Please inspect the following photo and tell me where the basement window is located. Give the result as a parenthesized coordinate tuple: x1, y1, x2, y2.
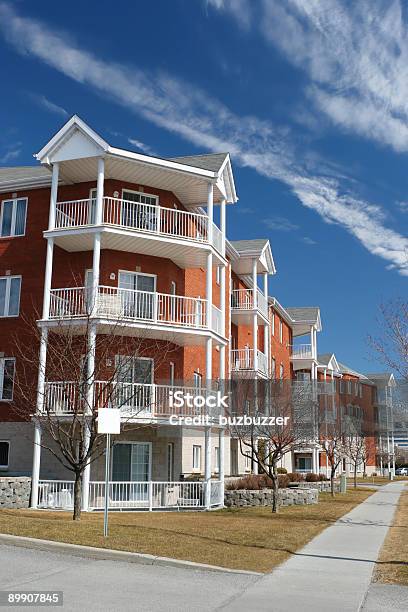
(0, 441, 9, 469)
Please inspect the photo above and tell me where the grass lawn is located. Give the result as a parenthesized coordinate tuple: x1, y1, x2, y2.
(0, 489, 373, 573)
(347, 476, 408, 486)
(374, 487, 408, 585)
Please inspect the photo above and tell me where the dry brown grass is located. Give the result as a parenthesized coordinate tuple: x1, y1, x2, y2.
(347, 476, 408, 486)
(0, 489, 373, 573)
(374, 487, 408, 585)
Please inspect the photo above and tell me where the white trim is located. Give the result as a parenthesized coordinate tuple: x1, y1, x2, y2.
(0, 275, 22, 318)
(118, 269, 157, 293)
(121, 187, 159, 205)
(0, 197, 28, 238)
(192, 444, 202, 472)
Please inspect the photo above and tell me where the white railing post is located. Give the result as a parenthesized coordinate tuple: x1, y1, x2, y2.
(206, 251, 213, 330)
(31, 325, 49, 508)
(157, 206, 161, 235)
(30, 422, 42, 509)
(149, 481, 153, 511)
(220, 264, 226, 337)
(252, 259, 258, 373)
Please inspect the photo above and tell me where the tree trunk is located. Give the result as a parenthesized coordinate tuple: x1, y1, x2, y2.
(330, 466, 336, 497)
(353, 464, 357, 489)
(271, 466, 279, 513)
(73, 472, 82, 521)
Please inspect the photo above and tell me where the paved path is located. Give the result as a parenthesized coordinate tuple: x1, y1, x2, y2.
(222, 481, 406, 611)
(362, 583, 408, 611)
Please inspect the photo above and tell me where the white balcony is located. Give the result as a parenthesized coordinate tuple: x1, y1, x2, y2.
(230, 288, 268, 323)
(47, 197, 225, 268)
(231, 348, 268, 378)
(38, 479, 223, 510)
(290, 344, 314, 359)
(43, 381, 221, 420)
(47, 285, 225, 343)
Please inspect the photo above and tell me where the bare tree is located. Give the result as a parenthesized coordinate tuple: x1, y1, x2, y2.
(368, 299, 408, 381)
(11, 309, 176, 520)
(230, 379, 317, 513)
(343, 426, 366, 488)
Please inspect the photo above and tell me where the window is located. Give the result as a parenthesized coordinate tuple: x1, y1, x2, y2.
(192, 445, 201, 471)
(0, 358, 15, 401)
(0, 276, 21, 317)
(1, 198, 27, 237)
(169, 362, 175, 386)
(167, 443, 174, 481)
(214, 446, 219, 473)
(347, 380, 352, 394)
(279, 364, 284, 380)
(271, 357, 276, 379)
(244, 452, 251, 471)
(339, 380, 345, 394)
(279, 319, 283, 343)
(0, 441, 9, 469)
(296, 456, 312, 472)
(271, 312, 275, 336)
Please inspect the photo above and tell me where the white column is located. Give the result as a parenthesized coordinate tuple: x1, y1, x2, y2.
(219, 345, 225, 382)
(82, 323, 96, 511)
(220, 197, 226, 255)
(95, 157, 104, 225)
(207, 182, 214, 245)
(42, 239, 54, 320)
(263, 272, 268, 299)
(48, 162, 59, 230)
(204, 427, 212, 509)
(220, 264, 226, 337)
(206, 250, 213, 379)
(31, 325, 49, 508)
(218, 428, 225, 506)
(252, 259, 258, 373)
(253, 438, 259, 474)
(91, 234, 101, 313)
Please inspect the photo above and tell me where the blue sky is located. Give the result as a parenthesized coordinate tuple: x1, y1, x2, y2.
(0, 0, 407, 373)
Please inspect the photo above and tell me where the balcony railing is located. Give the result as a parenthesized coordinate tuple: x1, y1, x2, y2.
(49, 285, 219, 331)
(37, 479, 223, 510)
(43, 381, 220, 417)
(290, 344, 314, 359)
(231, 348, 268, 377)
(54, 197, 224, 255)
(230, 288, 268, 318)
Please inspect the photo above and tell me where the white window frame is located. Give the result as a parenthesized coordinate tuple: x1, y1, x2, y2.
(216, 266, 221, 285)
(0, 440, 10, 469)
(0, 197, 28, 238)
(192, 445, 201, 472)
(279, 363, 284, 380)
(121, 188, 159, 207)
(347, 380, 352, 394)
(0, 358, 15, 401)
(0, 275, 22, 318)
(111, 440, 152, 481)
(193, 371, 202, 389)
(271, 357, 276, 380)
(169, 362, 175, 387)
(214, 446, 219, 473)
(244, 451, 251, 472)
(271, 312, 275, 336)
(279, 319, 283, 344)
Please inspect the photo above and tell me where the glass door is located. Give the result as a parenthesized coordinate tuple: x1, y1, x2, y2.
(119, 272, 156, 320)
(116, 356, 153, 413)
(112, 442, 151, 502)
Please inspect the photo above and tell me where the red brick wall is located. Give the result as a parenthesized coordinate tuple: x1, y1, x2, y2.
(269, 307, 292, 379)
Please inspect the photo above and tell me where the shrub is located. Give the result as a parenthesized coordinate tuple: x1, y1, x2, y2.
(305, 473, 320, 482)
(278, 474, 290, 488)
(277, 467, 287, 474)
(287, 472, 304, 482)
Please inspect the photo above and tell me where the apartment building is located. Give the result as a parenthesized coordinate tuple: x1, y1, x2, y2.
(0, 116, 394, 512)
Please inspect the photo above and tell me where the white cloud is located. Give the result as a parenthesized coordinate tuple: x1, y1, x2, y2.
(303, 237, 317, 245)
(396, 201, 408, 213)
(205, 0, 252, 30)
(0, 2, 406, 275)
(128, 138, 156, 156)
(263, 216, 299, 232)
(30, 93, 68, 117)
(0, 143, 21, 163)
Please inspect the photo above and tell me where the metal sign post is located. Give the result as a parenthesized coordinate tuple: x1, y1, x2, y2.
(104, 433, 111, 537)
(97, 408, 121, 538)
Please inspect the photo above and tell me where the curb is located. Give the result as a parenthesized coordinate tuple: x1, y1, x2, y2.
(0, 533, 262, 576)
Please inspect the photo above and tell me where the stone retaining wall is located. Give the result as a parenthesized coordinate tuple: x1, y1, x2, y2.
(224, 487, 318, 508)
(0, 477, 31, 509)
(298, 481, 340, 493)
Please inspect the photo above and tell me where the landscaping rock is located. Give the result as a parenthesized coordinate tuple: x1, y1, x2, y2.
(224, 487, 318, 508)
(0, 477, 32, 509)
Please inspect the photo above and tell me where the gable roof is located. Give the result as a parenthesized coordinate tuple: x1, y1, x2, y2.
(338, 361, 373, 382)
(230, 239, 270, 252)
(317, 353, 334, 367)
(286, 307, 320, 323)
(167, 153, 229, 173)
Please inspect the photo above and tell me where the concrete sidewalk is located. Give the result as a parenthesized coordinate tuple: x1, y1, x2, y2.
(221, 482, 406, 612)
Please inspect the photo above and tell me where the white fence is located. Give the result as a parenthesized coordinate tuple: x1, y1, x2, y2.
(231, 288, 268, 318)
(37, 480, 223, 510)
(54, 197, 224, 255)
(231, 348, 268, 377)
